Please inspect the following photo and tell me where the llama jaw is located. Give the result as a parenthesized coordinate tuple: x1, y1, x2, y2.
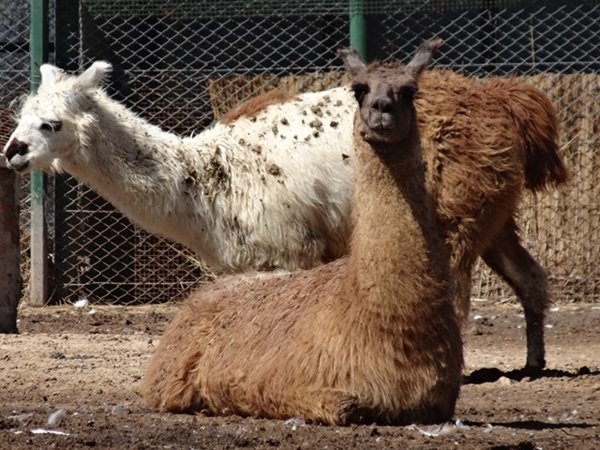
(7, 158, 30, 173)
(362, 119, 405, 145)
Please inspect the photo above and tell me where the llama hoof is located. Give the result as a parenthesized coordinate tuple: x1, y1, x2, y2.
(524, 360, 545, 377)
(525, 350, 546, 375)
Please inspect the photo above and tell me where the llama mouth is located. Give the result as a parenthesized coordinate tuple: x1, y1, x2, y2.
(365, 127, 394, 142)
(7, 159, 30, 173)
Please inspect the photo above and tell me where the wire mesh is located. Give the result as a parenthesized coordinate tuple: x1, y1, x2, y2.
(11, 0, 600, 305)
(0, 0, 33, 304)
(48, 0, 350, 305)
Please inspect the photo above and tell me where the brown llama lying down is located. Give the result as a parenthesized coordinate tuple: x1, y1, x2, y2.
(143, 39, 464, 425)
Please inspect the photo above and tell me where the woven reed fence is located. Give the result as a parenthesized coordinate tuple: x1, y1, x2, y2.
(208, 71, 599, 304)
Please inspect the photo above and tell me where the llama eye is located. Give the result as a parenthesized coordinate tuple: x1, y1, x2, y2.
(40, 120, 63, 132)
(402, 86, 418, 101)
(351, 83, 369, 103)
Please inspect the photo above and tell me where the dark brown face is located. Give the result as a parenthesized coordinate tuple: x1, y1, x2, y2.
(351, 68, 418, 145)
(338, 39, 442, 146)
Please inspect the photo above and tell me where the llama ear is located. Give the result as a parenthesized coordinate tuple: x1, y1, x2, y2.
(406, 38, 443, 77)
(40, 64, 67, 87)
(338, 48, 366, 78)
(76, 61, 112, 89)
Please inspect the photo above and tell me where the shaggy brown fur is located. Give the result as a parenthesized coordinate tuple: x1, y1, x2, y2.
(143, 40, 463, 426)
(413, 70, 568, 370)
(220, 88, 297, 124)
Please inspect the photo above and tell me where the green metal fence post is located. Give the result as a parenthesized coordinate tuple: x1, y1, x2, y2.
(29, 0, 49, 306)
(349, 0, 367, 61)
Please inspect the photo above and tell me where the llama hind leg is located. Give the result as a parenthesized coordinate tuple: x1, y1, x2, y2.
(143, 304, 210, 412)
(143, 342, 206, 413)
(482, 220, 550, 372)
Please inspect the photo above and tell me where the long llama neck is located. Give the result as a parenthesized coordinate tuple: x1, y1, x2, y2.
(347, 126, 451, 312)
(60, 90, 185, 218)
(61, 91, 181, 207)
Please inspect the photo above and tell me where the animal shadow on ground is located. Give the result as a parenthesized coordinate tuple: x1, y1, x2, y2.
(463, 366, 598, 384)
(462, 366, 598, 434)
(462, 418, 596, 432)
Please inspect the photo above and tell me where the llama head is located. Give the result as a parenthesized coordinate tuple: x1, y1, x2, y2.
(3, 61, 112, 173)
(339, 39, 442, 146)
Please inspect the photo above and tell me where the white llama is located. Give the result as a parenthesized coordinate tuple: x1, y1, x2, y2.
(4, 62, 354, 271)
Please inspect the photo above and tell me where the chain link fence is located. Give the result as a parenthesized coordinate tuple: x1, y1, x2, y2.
(8, 0, 600, 305)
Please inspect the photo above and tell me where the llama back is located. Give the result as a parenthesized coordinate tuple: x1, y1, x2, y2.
(416, 70, 526, 259)
(487, 77, 570, 192)
(203, 87, 356, 270)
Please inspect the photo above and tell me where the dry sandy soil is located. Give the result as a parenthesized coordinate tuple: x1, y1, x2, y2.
(1, 299, 599, 449)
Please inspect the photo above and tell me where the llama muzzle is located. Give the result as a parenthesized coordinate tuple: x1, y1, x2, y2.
(3, 139, 30, 172)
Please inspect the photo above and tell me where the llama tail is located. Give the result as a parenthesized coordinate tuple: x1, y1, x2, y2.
(498, 80, 570, 192)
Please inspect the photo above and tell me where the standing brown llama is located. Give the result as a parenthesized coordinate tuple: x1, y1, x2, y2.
(142, 39, 463, 425)
(412, 69, 568, 373)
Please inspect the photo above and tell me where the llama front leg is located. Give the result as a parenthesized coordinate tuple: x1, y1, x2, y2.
(482, 221, 550, 372)
(273, 388, 366, 425)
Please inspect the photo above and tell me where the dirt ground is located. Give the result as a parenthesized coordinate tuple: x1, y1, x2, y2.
(1, 299, 599, 450)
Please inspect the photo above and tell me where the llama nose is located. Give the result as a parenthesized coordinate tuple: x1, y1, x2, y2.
(4, 139, 29, 161)
(371, 98, 393, 113)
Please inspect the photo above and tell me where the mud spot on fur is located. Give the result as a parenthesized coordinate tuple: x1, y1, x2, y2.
(252, 145, 262, 154)
(272, 123, 278, 135)
(184, 168, 198, 183)
(204, 146, 229, 195)
(280, 117, 289, 125)
(309, 119, 323, 132)
(311, 104, 324, 117)
(342, 153, 350, 160)
(208, 159, 227, 185)
(268, 164, 282, 176)
(183, 169, 199, 195)
(335, 100, 343, 107)
(330, 121, 339, 128)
